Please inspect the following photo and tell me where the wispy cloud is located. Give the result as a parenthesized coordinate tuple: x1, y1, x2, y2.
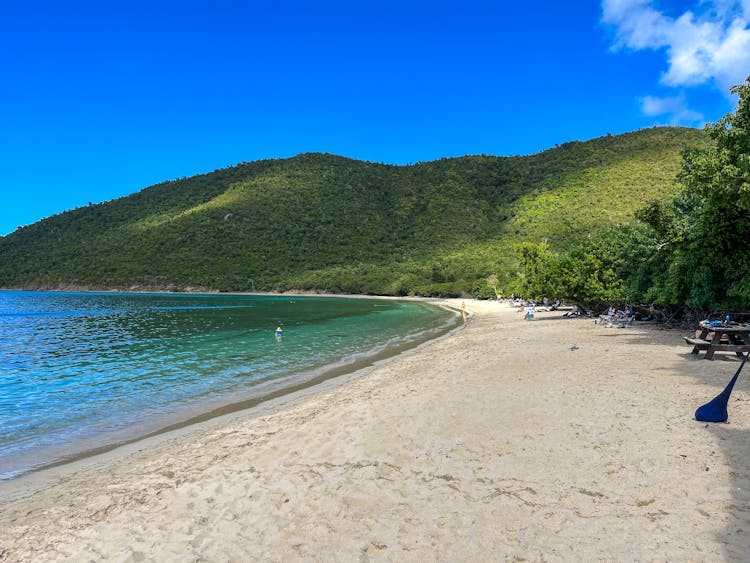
(640, 94, 705, 125)
(601, 0, 750, 123)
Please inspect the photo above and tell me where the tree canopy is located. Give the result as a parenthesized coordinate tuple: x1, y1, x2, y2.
(516, 78, 750, 314)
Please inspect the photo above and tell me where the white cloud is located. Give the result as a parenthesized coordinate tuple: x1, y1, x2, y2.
(602, 0, 672, 49)
(640, 94, 705, 124)
(601, 0, 750, 91)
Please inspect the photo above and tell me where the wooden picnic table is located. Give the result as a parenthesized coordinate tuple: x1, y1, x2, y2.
(685, 322, 750, 359)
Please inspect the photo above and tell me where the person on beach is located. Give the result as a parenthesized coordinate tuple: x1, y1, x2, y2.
(563, 305, 581, 317)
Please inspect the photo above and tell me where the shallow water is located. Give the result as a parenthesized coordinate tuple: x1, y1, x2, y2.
(0, 291, 456, 480)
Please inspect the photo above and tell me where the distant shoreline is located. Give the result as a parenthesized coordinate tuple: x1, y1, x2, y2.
(0, 285, 426, 300)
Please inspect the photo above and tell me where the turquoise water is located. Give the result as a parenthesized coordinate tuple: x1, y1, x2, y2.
(0, 291, 457, 480)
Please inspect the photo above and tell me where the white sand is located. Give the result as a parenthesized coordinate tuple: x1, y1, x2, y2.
(2, 300, 750, 561)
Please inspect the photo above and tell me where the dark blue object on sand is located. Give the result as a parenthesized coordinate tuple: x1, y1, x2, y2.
(695, 355, 748, 423)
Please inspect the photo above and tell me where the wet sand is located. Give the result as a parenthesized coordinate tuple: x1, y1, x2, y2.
(1, 300, 750, 561)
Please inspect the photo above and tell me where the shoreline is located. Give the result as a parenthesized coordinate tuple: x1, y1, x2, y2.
(0, 293, 463, 485)
(2, 301, 750, 560)
(0, 311, 468, 504)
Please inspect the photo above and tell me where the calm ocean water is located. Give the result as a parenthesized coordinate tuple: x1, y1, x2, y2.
(0, 291, 457, 480)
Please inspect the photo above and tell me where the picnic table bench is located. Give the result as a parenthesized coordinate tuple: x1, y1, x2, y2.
(685, 322, 750, 359)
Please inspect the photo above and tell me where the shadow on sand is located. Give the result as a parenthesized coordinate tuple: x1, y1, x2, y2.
(546, 312, 750, 558)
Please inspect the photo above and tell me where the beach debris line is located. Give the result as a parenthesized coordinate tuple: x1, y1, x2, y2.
(695, 354, 748, 423)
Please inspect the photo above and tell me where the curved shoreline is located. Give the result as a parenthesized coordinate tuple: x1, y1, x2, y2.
(0, 297, 464, 495)
(2, 300, 749, 560)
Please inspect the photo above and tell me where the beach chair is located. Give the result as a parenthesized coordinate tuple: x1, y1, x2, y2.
(597, 307, 617, 326)
(617, 316, 634, 329)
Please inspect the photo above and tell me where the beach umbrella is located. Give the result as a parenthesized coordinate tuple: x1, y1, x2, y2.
(695, 354, 748, 423)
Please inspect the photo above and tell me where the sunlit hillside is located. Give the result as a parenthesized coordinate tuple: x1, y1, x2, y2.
(0, 126, 708, 296)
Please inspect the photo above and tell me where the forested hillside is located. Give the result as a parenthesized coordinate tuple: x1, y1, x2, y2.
(0, 126, 707, 296)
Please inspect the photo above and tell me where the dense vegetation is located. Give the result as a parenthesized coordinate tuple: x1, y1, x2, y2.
(0, 126, 708, 300)
(517, 78, 750, 315)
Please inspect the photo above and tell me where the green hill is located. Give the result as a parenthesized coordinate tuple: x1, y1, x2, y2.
(0, 126, 708, 296)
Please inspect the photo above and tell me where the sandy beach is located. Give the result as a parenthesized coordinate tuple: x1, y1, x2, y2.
(1, 300, 749, 561)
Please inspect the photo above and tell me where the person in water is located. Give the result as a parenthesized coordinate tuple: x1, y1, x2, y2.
(275, 326, 283, 336)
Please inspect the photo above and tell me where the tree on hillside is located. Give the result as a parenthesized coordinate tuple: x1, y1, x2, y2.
(511, 232, 638, 309)
(640, 76, 750, 308)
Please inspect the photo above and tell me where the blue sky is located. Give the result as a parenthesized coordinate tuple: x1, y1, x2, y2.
(1, 0, 749, 235)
